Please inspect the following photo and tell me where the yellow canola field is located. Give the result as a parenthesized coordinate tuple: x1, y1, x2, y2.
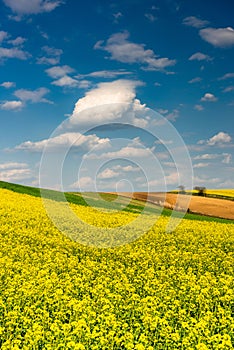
(0, 188, 234, 350)
(205, 189, 234, 198)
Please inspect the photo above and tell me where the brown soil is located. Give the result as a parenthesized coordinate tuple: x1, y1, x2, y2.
(113, 192, 234, 220)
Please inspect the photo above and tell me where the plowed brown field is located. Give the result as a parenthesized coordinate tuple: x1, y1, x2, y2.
(113, 192, 234, 220)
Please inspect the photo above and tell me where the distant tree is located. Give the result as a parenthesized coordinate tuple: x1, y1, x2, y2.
(194, 186, 206, 196)
(178, 185, 186, 194)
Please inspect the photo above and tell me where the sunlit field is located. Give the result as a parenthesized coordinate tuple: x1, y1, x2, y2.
(0, 188, 233, 349)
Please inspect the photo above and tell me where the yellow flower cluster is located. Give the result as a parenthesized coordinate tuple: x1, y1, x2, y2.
(0, 189, 233, 349)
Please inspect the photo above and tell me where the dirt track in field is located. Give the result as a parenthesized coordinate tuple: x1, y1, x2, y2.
(112, 192, 234, 220)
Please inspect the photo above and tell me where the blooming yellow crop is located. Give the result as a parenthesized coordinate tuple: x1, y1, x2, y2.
(205, 189, 234, 198)
(0, 188, 233, 349)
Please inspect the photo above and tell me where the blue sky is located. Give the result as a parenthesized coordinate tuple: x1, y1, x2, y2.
(0, 0, 233, 191)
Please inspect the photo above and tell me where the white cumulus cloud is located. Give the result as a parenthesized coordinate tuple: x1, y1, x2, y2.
(14, 87, 52, 104)
(97, 168, 120, 179)
(46, 65, 74, 78)
(199, 27, 234, 48)
(3, 0, 64, 15)
(94, 31, 176, 72)
(0, 100, 23, 110)
(13, 132, 110, 152)
(0, 47, 30, 60)
(51, 75, 79, 87)
(85, 145, 154, 160)
(8, 36, 26, 46)
(70, 176, 93, 190)
(207, 132, 232, 146)
(201, 93, 218, 102)
(68, 79, 148, 128)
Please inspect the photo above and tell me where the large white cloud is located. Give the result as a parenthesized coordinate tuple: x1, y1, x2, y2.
(94, 31, 176, 71)
(200, 27, 234, 48)
(68, 79, 149, 128)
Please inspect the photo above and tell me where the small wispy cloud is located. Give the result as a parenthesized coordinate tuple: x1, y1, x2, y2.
(145, 13, 157, 22)
(219, 72, 234, 80)
(183, 16, 209, 28)
(37, 45, 63, 65)
(75, 69, 132, 79)
(189, 52, 212, 61)
(0, 81, 15, 88)
(194, 104, 204, 111)
(188, 77, 202, 84)
(222, 86, 234, 93)
(193, 162, 210, 168)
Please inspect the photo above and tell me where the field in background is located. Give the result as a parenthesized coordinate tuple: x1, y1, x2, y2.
(114, 191, 234, 220)
(171, 189, 234, 201)
(0, 186, 233, 349)
(205, 189, 234, 198)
